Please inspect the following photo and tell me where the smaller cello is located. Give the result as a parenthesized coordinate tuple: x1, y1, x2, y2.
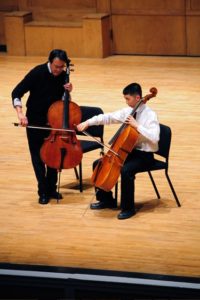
(91, 87, 158, 191)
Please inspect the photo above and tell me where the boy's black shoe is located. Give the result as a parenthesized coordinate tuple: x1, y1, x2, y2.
(117, 209, 135, 220)
(38, 194, 49, 205)
(90, 200, 117, 209)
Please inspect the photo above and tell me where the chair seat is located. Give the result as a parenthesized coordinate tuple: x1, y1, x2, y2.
(135, 159, 167, 174)
(80, 140, 102, 153)
(149, 159, 167, 171)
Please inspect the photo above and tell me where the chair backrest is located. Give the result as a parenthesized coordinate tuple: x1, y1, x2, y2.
(78, 106, 104, 139)
(156, 124, 172, 160)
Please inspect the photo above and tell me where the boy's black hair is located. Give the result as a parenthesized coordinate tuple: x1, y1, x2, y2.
(123, 83, 142, 97)
(48, 49, 70, 66)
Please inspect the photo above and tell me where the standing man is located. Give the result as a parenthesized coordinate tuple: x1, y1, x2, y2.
(77, 83, 160, 219)
(12, 49, 72, 204)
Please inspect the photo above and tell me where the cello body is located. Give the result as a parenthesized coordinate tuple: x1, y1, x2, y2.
(40, 100, 82, 170)
(91, 125, 139, 191)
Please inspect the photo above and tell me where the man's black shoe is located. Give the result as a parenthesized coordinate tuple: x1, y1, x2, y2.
(38, 194, 49, 205)
(48, 191, 63, 200)
(90, 201, 117, 210)
(117, 209, 135, 220)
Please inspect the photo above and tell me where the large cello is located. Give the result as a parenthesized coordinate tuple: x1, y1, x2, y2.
(91, 87, 157, 191)
(40, 61, 83, 170)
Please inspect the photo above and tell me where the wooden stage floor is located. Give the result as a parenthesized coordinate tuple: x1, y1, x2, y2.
(0, 54, 200, 293)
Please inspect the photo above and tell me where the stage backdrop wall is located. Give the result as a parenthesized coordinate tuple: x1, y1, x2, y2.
(0, 0, 200, 56)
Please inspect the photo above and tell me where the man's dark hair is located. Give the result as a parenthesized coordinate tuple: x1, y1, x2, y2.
(48, 49, 70, 66)
(123, 83, 142, 97)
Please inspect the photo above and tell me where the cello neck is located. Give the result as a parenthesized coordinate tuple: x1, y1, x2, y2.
(63, 66, 70, 129)
(130, 97, 143, 117)
(108, 97, 143, 145)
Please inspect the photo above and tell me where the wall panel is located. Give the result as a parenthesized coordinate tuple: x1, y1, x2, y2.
(21, 0, 96, 9)
(0, 0, 18, 11)
(96, 0, 111, 13)
(25, 25, 84, 57)
(112, 15, 186, 55)
(186, 0, 200, 55)
(0, 0, 18, 45)
(190, 0, 200, 10)
(0, 12, 5, 44)
(111, 0, 185, 15)
(111, 0, 187, 55)
(1, 0, 200, 56)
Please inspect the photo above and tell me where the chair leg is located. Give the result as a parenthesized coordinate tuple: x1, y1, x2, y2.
(165, 171, 181, 207)
(148, 171, 161, 199)
(74, 167, 79, 180)
(79, 162, 83, 193)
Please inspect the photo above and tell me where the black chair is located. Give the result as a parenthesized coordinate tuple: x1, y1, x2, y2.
(74, 106, 104, 192)
(115, 124, 181, 207)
